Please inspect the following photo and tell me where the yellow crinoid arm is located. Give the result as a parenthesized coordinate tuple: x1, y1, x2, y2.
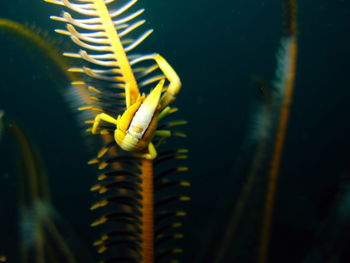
(45, 0, 156, 105)
(92, 0, 139, 102)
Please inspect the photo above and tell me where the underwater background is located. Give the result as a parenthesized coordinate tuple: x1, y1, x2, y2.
(0, 0, 350, 262)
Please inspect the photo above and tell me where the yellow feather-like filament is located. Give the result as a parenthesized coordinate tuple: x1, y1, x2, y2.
(92, 0, 140, 102)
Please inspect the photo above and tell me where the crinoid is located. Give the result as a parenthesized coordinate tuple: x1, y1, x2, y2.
(44, 0, 189, 262)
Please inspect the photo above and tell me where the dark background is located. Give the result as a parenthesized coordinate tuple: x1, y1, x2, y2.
(1, 0, 350, 262)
